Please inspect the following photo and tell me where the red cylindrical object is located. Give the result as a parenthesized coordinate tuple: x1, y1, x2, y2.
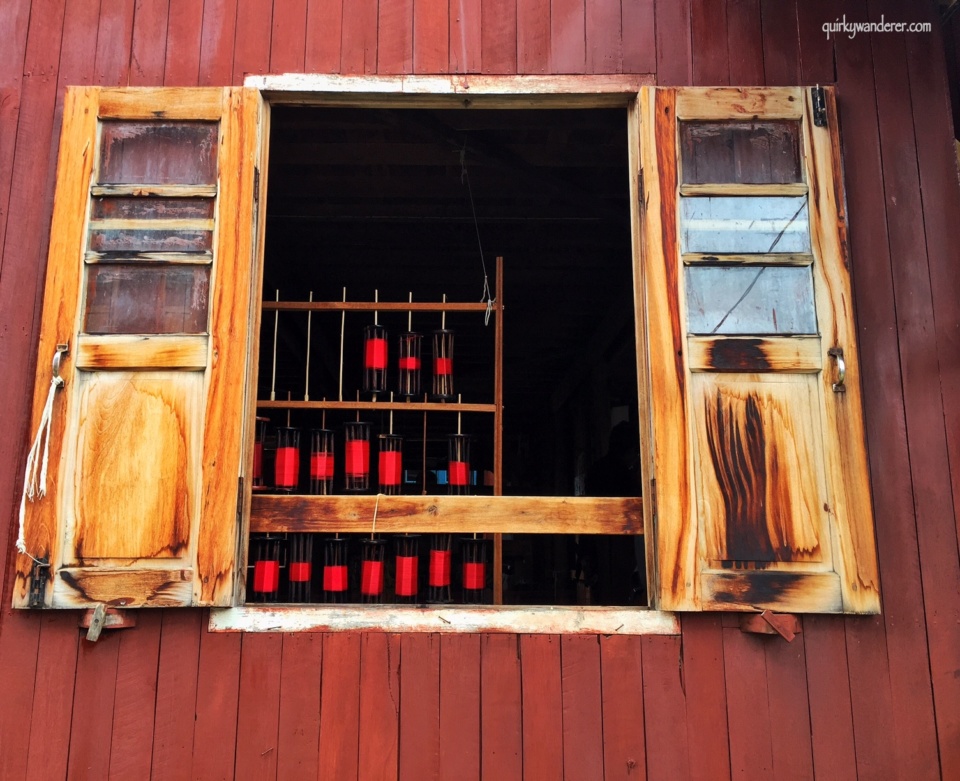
(344, 421, 372, 492)
(363, 324, 388, 393)
(289, 562, 312, 582)
(429, 549, 452, 587)
(463, 562, 485, 590)
(431, 329, 454, 399)
(361, 559, 384, 596)
(274, 426, 301, 491)
(323, 564, 349, 592)
(395, 555, 418, 597)
(253, 560, 280, 593)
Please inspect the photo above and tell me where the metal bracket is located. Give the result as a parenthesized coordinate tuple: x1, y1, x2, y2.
(28, 557, 50, 608)
(52, 342, 69, 382)
(811, 86, 828, 128)
(828, 347, 846, 392)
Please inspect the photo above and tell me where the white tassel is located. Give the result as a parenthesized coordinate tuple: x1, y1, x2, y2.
(17, 375, 63, 559)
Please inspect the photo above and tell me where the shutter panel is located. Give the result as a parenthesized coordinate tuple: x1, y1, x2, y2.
(13, 87, 261, 608)
(640, 87, 880, 613)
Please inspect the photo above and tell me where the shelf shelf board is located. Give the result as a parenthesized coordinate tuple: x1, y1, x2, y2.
(250, 494, 644, 535)
(262, 300, 501, 313)
(256, 400, 496, 413)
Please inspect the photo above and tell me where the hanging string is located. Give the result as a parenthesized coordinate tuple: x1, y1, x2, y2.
(17, 375, 64, 562)
(461, 142, 495, 325)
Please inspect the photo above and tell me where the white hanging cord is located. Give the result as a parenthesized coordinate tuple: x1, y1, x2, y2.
(17, 374, 64, 562)
(460, 143, 495, 325)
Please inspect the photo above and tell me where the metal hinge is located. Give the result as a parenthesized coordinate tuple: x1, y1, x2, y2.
(649, 477, 657, 525)
(254, 167, 260, 202)
(811, 86, 828, 128)
(236, 476, 244, 525)
(638, 169, 645, 209)
(28, 557, 49, 608)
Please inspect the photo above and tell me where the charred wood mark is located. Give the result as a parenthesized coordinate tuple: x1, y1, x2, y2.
(708, 339, 773, 372)
(710, 571, 808, 605)
(704, 390, 778, 562)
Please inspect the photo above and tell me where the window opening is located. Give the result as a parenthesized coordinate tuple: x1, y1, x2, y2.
(246, 105, 642, 607)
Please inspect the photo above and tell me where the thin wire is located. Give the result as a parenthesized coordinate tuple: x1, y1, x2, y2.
(461, 143, 495, 324)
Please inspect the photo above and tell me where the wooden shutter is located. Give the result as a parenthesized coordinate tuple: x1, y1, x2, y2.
(640, 87, 880, 613)
(13, 87, 261, 608)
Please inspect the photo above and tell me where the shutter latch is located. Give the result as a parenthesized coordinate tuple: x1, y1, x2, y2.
(811, 86, 828, 128)
(28, 556, 49, 607)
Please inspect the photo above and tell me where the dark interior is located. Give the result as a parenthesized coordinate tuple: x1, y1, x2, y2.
(257, 104, 642, 604)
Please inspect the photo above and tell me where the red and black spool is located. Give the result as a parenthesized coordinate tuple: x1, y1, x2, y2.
(360, 538, 386, 603)
(363, 323, 388, 394)
(431, 329, 454, 399)
(252, 416, 269, 491)
(378, 434, 403, 495)
(288, 533, 314, 603)
(447, 434, 472, 495)
(274, 426, 301, 492)
(322, 537, 349, 603)
(394, 534, 420, 603)
(344, 421, 372, 492)
(397, 331, 422, 397)
(461, 536, 488, 603)
(309, 428, 335, 495)
(427, 533, 453, 603)
(250, 533, 285, 603)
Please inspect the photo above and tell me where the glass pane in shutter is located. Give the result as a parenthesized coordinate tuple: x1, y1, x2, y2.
(680, 196, 811, 254)
(99, 121, 218, 185)
(91, 196, 215, 220)
(680, 121, 802, 184)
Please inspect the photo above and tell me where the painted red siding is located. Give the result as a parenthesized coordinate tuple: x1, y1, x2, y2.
(2, 1, 959, 778)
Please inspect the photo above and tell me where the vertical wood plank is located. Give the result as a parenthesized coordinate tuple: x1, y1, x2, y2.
(358, 633, 401, 781)
(560, 634, 604, 781)
(399, 633, 440, 780)
(480, 634, 522, 781)
(66, 633, 121, 780)
(759, 0, 800, 85)
(414, 0, 450, 73)
(95, 0, 136, 86)
(517, 0, 550, 74)
(450, 0, 483, 73)
(0, 0, 31, 270)
(341, 0, 379, 74)
(270, 0, 308, 74)
(192, 627, 242, 780)
(654, 0, 692, 85)
(0, 0, 67, 611)
(803, 617, 858, 780)
(691, 0, 729, 84)
(641, 635, 689, 781)
(722, 629, 772, 780)
(108, 611, 163, 780)
(199, 0, 240, 85)
(0, 612, 43, 781)
(439, 634, 481, 781)
(550, 0, 585, 73)
(164, 0, 204, 85)
(318, 632, 361, 779)
(519, 634, 563, 780)
(129, 0, 169, 86)
(378, 0, 415, 74)
(797, 0, 836, 84)
(233, 0, 273, 82)
(904, 12, 960, 777)
(150, 610, 203, 781)
(481, 0, 518, 74)
(305, 0, 343, 73)
(600, 635, 646, 781)
(621, 0, 656, 74)
(277, 633, 323, 781)
(23, 613, 80, 781)
(764, 634, 814, 781)
(585, 0, 621, 74)
(678, 615, 730, 781)
(868, 2, 960, 776)
(235, 633, 283, 781)
(726, 0, 764, 84)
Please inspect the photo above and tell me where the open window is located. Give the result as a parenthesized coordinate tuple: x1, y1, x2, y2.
(14, 81, 879, 617)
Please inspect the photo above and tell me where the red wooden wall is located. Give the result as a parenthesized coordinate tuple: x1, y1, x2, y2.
(2, 1, 959, 778)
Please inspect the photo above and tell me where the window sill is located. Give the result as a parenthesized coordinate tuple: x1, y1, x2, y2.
(208, 605, 680, 635)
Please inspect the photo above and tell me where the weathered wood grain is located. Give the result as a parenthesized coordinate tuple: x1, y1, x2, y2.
(250, 494, 643, 534)
(235, 632, 283, 780)
(199, 0, 239, 85)
(621, 0, 655, 74)
(481, 0, 517, 74)
(687, 336, 821, 373)
(318, 633, 361, 777)
(358, 632, 401, 780)
(481, 634, 522, 780)
(654, 0, 692, 86)
(413, 0, 449, 73)
(305, 0, 342, 73)
(232, 0, 272, 82)
(66, 631, 121, 780)
(270, 0, 308, 74)
(517, 0, 550, 74)
(164, 0, 203, 86)
(399, 633, 440, 779)
(550, 0, 585, 73)
(726, 0, 764, 84)
(439, 634, 481, 780)
(450, 0, 482, 73)
(519, 634, 563, 780)
(94, 0, 135, 86)
(641, 635, 689, 780)
(276, 632, 323, 780)
(191, 623, 241, 779)
(585, 0, 621, 74)
(599, 635, 646, 781)
(764, 627, 815, 780)
(561, 635, 604, 780)
(760, 0, 800, 85)
(722, 627, 773, 780)
(378, 0, 414, 74)
(341, 0, 379, 74)
(76, 335, 209, 370)
(129, 0, 169, 86)
(692, 0, 729, 84)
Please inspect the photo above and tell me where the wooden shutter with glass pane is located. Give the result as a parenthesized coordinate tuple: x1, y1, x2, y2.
(640, 87, 880, 613)
(13, 87, 260, 608)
